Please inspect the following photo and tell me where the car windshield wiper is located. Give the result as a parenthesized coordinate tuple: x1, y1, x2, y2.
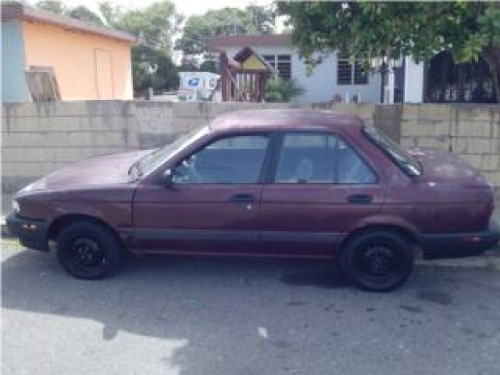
(127, 158, 142, 177)
(127, 152, 152, 178)
(127, 148, 161, 178)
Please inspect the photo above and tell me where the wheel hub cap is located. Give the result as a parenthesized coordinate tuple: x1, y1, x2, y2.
(361, 246, 396, 277)
(73, 238, 104, 266)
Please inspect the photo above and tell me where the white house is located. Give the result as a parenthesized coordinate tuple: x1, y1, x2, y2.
(210, 34, 425, 104)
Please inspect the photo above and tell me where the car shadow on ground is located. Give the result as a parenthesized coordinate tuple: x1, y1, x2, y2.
(3, 248, 494, 375)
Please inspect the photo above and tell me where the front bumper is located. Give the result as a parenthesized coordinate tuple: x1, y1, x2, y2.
(6, 213, 50, 252)
(419, 221, 500, 259)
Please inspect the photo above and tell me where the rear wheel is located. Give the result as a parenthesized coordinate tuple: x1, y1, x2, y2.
(56, 221, 123, 279)
(340, 230, 414, 292)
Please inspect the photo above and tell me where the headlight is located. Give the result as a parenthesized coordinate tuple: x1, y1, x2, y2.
(12, 200, 20, 213)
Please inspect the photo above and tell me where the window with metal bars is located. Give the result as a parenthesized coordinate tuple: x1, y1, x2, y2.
(263, 54, 292, 80)
(337, 54, 368, 85)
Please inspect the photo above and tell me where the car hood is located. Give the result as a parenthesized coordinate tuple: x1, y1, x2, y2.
(408, 148, 489, 187)
(20, 149, 152, 193)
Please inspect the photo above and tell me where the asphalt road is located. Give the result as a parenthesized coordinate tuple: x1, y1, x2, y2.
(2, 243, 500, 375)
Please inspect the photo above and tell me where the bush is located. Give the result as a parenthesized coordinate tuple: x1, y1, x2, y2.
(265, 76, 304, 102)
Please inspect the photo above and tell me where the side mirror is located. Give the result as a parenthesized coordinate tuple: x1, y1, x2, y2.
(163, 168, 174, 187)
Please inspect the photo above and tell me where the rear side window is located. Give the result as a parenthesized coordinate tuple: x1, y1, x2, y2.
(362, 126, 422, 176)
(274, 133, 376, 184)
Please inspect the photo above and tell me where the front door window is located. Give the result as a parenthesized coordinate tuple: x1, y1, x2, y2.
(173, 135, 269, 184)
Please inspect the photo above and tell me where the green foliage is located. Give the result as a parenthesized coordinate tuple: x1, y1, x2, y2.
(34, 1, 102, 26)
(132, 44, 178, 93)
(98, 1, 123, 27)
(67, 6, 104, 25)
(118, 1, 182, 53)
(277, 1, 500, 101)
(478, 5, 500, 46)
(176, 6, 275, 55)
(265, 76, 304, 103)
(199, 60, 218, 74)
(34, 0, 66, 14)
(246, 5, 275, 35)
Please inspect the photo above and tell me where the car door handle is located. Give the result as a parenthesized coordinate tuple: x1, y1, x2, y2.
(347, 194, 373, 204)
(231, 194, 255, 203)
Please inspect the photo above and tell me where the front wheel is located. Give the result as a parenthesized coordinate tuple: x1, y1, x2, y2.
(340, 230, 414, 292)
(56, 221, 123, 279)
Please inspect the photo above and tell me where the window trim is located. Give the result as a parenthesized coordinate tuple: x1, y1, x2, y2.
(268, 130, 379, 185)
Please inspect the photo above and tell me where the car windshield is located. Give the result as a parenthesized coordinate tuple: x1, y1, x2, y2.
(128, 125, 210, 180)
(362, 125, 422, 176)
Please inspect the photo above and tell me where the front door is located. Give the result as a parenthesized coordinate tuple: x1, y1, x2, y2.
(133, 133, 270, 255)
(260, 132, 385, 258)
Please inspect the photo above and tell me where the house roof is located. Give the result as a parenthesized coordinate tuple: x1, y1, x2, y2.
(1, 2, 136, 43)
(210, 34, 291, 52)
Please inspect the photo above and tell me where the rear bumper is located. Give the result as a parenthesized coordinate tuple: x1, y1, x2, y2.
(419, 221, 499, 259)
(6, 213, 50, 252)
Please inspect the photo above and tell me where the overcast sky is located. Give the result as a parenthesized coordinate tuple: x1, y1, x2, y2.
(34, 0, 274, 16)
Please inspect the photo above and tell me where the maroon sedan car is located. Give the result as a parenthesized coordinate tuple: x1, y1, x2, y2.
(7, 110, 499, 291)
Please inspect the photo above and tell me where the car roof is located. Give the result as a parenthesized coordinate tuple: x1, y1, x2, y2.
(209, 109, 364, 133)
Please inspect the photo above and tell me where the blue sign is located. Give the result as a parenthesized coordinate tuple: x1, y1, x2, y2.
(187, 78, 200, 87)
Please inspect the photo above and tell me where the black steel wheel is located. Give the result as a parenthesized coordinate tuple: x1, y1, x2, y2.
(340, 230, 414, 292)
(56, 221, 123, 279)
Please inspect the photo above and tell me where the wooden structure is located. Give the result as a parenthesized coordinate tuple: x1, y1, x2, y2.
(25, 66, 61, 101)
(219, 47, 274, 102)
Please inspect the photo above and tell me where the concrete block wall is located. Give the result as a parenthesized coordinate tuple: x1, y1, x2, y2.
(2, 101, 499, 213)
(1, 101, 139, 202)
(313, 102, 402, 141)
(400, 104, 500, 202)
(135, 101, 289, 149)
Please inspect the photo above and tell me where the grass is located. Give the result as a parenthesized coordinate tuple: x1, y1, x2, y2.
(1, 238, 25, 251)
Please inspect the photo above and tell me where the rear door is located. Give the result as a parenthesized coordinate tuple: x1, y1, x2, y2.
(133, 133, 270, 254)
(260, 131, 385, 257)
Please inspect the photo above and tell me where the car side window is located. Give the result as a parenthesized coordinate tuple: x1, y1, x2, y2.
(275, 134, 337, 183)
(336, 139, 376, 184)
(274, 133, 376, 184)
(173, 135, 269, 184)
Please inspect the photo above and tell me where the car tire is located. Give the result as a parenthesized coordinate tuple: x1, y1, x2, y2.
(340, 230, 414, 292)
(56, 221, 123, 280)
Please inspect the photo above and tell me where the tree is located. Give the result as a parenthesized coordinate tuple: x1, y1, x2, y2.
(132, 45, 179, 93)
(176, 6, 275, 55)
(199, 60, 218, 74)
(67, 5, 104, 25)
(118, 0, 182, 53)
(35, 0, 67, 14)
(34, 1, 103, 26)
(98, 1, 122, 27)
(246, 5, 275, 35)
(277, 1, 500, 102)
